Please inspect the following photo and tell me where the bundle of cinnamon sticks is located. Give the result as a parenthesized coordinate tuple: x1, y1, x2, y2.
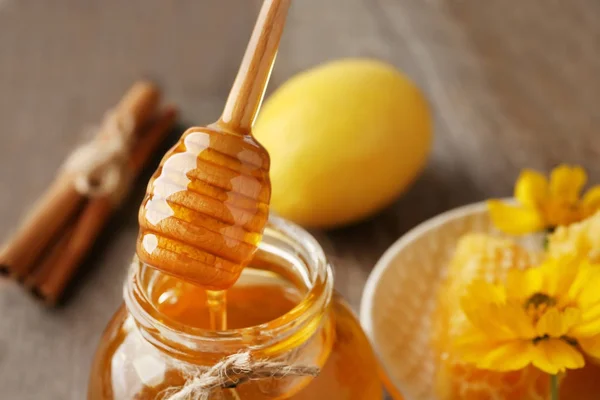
(0, 81, 178, 305)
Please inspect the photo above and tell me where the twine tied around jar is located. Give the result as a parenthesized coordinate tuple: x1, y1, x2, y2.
(62, 110, 135, 204)
(164, 352, 320, 400)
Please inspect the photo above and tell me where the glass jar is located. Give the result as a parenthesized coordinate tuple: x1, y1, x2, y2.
(88, 216, 382, 399)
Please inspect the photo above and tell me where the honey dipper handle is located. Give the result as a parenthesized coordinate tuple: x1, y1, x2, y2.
(218, 0, 292, 135)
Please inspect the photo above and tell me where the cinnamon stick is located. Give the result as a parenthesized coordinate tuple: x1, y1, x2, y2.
(0, 81, 160, 280)
(24, 220, 77, 292)
(32, 107, 177, 304)
(33, 198, 111, 304)
(129, 106, 178, 173)
(0, 177, 84, 280)
(116, 81, 162, 129)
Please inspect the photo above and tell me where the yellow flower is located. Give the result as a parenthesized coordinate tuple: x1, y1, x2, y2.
(547, 211, 600, 264)
(453, 257, 600, 375)
(488, 165, 600, 234)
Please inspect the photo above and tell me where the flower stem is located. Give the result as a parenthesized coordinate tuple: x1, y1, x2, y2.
(550, 374, 559, 400)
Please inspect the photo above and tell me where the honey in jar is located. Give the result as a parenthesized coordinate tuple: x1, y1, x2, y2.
(88, 216, 382, 399)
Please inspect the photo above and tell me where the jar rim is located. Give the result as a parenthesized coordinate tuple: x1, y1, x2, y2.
(124, 214, 334, 358)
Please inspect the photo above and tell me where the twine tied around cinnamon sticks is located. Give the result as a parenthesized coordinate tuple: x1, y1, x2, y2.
(0, 81, 177, 304)
(164, 352, 320, 400)
(63, 110, 135, 204)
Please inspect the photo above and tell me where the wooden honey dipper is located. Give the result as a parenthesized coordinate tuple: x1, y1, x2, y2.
(137, 0, 291, 290)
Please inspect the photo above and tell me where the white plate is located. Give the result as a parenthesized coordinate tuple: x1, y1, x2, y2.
(360, 202, 495, 400)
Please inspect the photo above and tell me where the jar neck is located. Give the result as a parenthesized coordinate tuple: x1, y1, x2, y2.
(124, 216, 334, 364)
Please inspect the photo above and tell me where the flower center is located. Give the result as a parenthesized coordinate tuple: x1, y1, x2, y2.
(524, 292, 556, 323)
(523, 292, 580, 347)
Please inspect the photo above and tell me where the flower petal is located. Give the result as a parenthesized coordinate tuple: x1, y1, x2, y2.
(574, 267, 600, 308)
(506, 266, 544, 301)
(571, 299, 600, 337)
(487, 200, 546, 235)
(506, 269, 531, 302)
(460, 286, 520, 342)
(573, 317, 600, 337)
(582, 185, 600, 211)
(536, 308, 581, 338)
(579, 335, 600, 359)
(567, 261, 598, 305)
(462, 280, 506, 305)
(452, 326, 499, 362)
(476, 340, 534, 372)
(531, 339, 585, 375)
(549, 165, 587, 204)
(500, 302, 536, 338)
(579, 302, 600, 329)
(515, 169, 549, 208)
(540, 257, 579, 298)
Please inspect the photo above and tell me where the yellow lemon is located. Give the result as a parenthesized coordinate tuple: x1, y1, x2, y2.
(254, 59, 432, 228)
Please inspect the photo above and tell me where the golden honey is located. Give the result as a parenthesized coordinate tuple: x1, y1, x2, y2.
(88, 217, 382, 399)
(135, 0, 287, 291)
(137, 125, 271, 290)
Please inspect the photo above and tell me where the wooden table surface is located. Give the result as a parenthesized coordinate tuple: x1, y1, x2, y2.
(0, 0, 598, 398)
